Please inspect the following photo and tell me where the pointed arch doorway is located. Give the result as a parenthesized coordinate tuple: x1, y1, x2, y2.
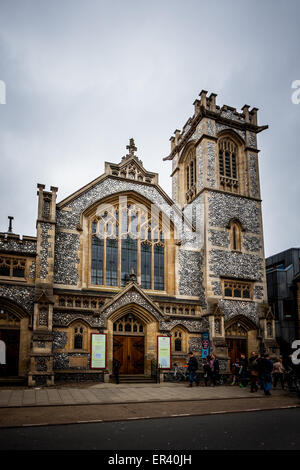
(0, 298, 30, 378)
(113, 313, 145, 374)
(225, 315, 257, 365)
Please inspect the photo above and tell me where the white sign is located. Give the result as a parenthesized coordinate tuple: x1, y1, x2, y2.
(90, 333, 106, 369)
(0, 340, 6, 365)
(157, 336, 171, 369)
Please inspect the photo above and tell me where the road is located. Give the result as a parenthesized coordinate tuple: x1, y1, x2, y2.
(0, 408, 299, 451)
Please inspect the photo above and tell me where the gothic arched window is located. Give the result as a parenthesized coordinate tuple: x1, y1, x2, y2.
(228, 220, 242, 252)
(172, 328, 187, 354)
(113, 314, 144, 334)
(218, 137, 239, 192)
(91, 201, 166, 290)
(73, 324, 86, 350)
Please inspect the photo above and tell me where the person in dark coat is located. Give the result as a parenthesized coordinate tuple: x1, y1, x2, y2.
(113, 359, 121, 384)
(257, 353, 273, 396)
(187, 351, 199, 387)
(203, 357, 211, 386)
(249, 351, 259, 392)
(239, 353, 248, 388)
(211, 354, 220, 386)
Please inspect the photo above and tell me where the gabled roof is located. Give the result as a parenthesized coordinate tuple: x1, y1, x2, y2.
(99, 279, 165, 323)
(56, 139, 165, 209)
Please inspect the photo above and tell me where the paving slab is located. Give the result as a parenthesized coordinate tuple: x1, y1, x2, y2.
(0, 383, 297, 408)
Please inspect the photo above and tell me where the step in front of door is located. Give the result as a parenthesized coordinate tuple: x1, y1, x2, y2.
(118, 375, 156, 384)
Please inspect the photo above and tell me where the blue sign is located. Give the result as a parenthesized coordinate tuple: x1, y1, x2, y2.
(201, 332, 210, 358)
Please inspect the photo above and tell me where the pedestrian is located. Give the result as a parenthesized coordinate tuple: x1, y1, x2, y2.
(211, 353, 220, 385)
(248, 351, 259, 393)
(203, 357, 211, 386)
(187, 351, 199, 387)
(258, 353, 273, 396)
(231, 358, 241, 385)
(239, 353, 248, 388)
(113, 358, 121, 384)
(272, 357, 285, 390)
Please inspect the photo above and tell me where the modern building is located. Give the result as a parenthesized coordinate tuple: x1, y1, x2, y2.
(266, 248, 300, 359)
(0, 90, 278, 386)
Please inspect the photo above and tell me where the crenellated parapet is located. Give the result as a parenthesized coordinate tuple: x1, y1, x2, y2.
(165, 90, 268, 208)
(165, 90, 267, 163)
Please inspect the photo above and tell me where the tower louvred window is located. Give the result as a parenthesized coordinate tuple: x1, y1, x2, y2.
(219, 138, 239, 192)
(184, 147, 196, 202)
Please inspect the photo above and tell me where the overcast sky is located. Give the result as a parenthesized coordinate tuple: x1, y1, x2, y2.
(0, 0, 299, 257)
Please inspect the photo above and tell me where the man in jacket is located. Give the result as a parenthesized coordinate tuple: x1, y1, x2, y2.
(258, 353, 273, 396)
(187, 351, 199, 387)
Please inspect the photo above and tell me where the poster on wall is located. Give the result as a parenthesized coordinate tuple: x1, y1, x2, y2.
(201, 332, 210, 358)
(90, 333, 107, 369)
(157, 335, 171, 369)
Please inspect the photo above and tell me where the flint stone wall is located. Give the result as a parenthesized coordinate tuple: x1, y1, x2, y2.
(160, 317, 209, 333)
(0, 237, 37, 254)
(178, 250, 206, 305)
(53, 311, 101, 328)
(52, 331, 68, 349)
(39, 223, 52, 279)
(209, 249, 264, 281)
(53, 352, 90, 370)
(208, 192, 261, 234)
(54, 232, 80, 285)
(219, 299, 259, 325)
(0, 284, 34, 314)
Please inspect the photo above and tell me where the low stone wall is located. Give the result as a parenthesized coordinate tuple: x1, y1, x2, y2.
(54, 371, 104, 383)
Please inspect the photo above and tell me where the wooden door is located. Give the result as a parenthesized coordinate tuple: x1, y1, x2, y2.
(0, 329, 20, 376)
(113, 336, 144, 374)
(227, 338, 247, 369)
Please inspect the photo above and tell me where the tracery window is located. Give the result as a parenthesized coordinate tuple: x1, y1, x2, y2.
(184, 147, 196, 203)
(74, 326, 83, 349)
(218, 138, 238, 192)
(91, 201, 165, 290)
(113, 314, 144, 334)
(172, 328, 187, 353)
(71, 323, 87, 350)
(0, 257, 26, 279)
(223, 280, 252, 300)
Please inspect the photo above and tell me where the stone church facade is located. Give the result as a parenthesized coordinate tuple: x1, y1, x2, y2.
(0, 91, 278, 386)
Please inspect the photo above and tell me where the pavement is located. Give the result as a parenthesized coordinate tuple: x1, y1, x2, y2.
(0, 382, 299, 429)
(0, 381, 298, 408)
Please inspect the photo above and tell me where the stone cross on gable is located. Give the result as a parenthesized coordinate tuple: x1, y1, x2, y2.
(126, 138, 137, 158)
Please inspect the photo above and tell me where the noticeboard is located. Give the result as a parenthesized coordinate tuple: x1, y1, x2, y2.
(90, 333, 107, 369)
(157, 335, 171, 369)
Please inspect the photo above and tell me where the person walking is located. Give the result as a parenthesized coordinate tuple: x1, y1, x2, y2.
(239, 353, 248, 388)
(231, 358, 241, 385)
(208, 354, 216, 387)
(113, 359, 121, 384)
(273, 357, 285, 390)
(258, 353, 273, 396)
(248, 351, 259, 393)
(211, 353, 220, 385)
(187, 351, 200, 387)
(203, 357, 211, 386)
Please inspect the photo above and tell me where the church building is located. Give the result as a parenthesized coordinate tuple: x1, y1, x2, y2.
(0, 90, 278, 386)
